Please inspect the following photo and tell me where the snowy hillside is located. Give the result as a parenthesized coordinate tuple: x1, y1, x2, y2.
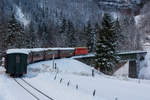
(1, 58, 150, 100)
(0, 0, 147, 50)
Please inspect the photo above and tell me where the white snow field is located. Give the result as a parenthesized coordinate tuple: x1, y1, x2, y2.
(1, 58, 150, 100)
(113, 61, 129, 77)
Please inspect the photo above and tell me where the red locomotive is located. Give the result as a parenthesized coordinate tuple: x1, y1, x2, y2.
(74, 47, 88, 56)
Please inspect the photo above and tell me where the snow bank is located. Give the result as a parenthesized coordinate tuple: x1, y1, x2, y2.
(134, 15, 144, 27)
(0, 66, 36, 100)
(0, 74, 36, 100)
(114, 61, 129, 77)
(1, 58, 150, 100)
(72, 53, 95, 59)
(26, 58, 150, 100)
(27, 58, 93, 77)
(25, 73, 102, 100)
(139, 52, 150, 79)
(142, 42, 150, 51)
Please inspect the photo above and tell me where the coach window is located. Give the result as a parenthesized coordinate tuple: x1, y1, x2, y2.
(16, 55, 20, 64)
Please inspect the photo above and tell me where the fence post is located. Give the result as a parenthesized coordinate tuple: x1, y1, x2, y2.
(60, 78, 62, 83)
(54, 63, 57, 69)
(52, 54, 55, 68)
(54, 74, 57, 80)
(93, 89, 96, 96)
(67, 81, 70, 86)
(92, 69, 95, 77)
(76, 85, 78, 90)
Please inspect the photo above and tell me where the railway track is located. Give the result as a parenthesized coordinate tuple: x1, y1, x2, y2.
(14, 78, 54, 100)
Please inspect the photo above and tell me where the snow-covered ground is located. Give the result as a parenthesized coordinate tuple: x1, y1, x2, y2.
(114, 61, 129, 77)
(1, 58, 150, 100)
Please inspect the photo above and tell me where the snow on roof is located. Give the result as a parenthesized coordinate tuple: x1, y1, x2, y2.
(6, 49, 30, 54)
(6, 48, 75, 54)
(117, 51, 147, 55)
(72, 53, 95, 59)
(29, 48, 47, 52)
(29, 48, 75, 52)
(49, 48, 75, 50)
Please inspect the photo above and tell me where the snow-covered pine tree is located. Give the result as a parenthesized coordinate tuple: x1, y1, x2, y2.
(85, 22, 93, 52)
(59, 18, 68, 47)
(37, 23, 49, 48)
(37, 24, 43, 47)
(95, 13, 119, 74)
(5, 14, 26, 49)
(26, 22, 37, 48)
(92, 23, 99, 52)
(67, 20, 76, 47)
(41, 23, 48, 47)
(85, 22, 99, 52)
(114, 18, 123, 51)
(0, 22, 7, 50)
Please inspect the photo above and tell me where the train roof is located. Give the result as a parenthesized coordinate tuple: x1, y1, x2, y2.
(29, 48, 75, 52)
(6, 48, 75, 54)
(50, 48, 75, 50)
(6, 49, 29, 54)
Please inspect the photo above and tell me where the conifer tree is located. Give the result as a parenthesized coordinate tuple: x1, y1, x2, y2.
(4, 14, 26, 48)
(86, 22, 93, 52)
(85, 22, 99, 52)
(41, 23, 48, 47)
(95, 13, 119, 74)
(92, 23, 99, 52)
(26, 22, 37, 48)
(59, 18, 67, 34)
(37, 23, 48, 47)
(114, 18, 124, 50)
(0, 23, 7, 50)
(67, 20, 76, 47)
(59, 18, 68, 46)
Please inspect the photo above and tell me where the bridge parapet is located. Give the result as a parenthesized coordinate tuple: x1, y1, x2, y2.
(78, 51, 147, 61)
(117, 51, 147, 61)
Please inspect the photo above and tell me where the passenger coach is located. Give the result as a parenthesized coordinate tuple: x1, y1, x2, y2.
(4, 47, 88, 77)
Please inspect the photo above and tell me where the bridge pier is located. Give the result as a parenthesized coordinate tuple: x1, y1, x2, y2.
(129, 60, 137, 78)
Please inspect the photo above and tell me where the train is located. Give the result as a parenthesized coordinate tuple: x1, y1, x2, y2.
(27, 47, 88, 64)
(4, 47, 88, 77)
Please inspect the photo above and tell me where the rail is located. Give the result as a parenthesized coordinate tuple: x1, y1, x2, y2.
(14, 78, 54, 100)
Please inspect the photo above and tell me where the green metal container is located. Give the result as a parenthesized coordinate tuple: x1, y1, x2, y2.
(6, 53, 28, 75)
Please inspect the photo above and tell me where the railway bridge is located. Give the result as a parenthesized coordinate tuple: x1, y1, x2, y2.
(117, 51, 147, 78)
(75, 51, 147, 78)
